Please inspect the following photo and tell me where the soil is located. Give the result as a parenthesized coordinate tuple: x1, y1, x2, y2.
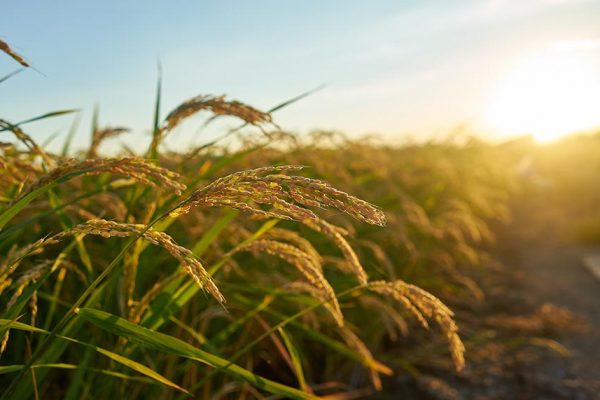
(489, 198, 600, 399)
(383, 196, 600, 400)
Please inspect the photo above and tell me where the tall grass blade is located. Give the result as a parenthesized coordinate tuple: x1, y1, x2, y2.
(148, 61, 162, 159)
(0, 319, 189, 395)
(0, 68, 24, 84)
(76, 308, 319, 399)
(12, 109, 80, 128)
(278, 327, 308, 391)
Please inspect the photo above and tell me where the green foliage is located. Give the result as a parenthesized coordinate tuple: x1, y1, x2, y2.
(0, 80, 523, 399)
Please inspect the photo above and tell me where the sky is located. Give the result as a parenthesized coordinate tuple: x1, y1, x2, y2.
(2, 0, 600, 152)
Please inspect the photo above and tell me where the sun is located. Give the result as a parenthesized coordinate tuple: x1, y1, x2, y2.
(483, 45, 600, 142)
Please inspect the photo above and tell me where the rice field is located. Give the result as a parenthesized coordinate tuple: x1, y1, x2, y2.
(1, 40, 599, 399)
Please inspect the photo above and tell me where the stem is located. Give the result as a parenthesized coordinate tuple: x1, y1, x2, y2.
(1, 209, 173, 399)
(1, 238, 133, 399)
(179, 285, 363, 398)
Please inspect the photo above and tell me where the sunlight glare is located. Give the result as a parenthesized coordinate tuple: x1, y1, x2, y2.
(484, 46, 600, 142)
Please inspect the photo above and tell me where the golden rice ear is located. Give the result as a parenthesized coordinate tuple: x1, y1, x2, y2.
(0, 149, 44, 193)
(62, 219, 225, 304)
(149, 95, 275, 153)
(0, 39, 29, 67)
(367, 280, 466, 372)
(264, 228, 323, 269)
(88, 127, 130, 158)
(0, 238, 58, 286)
(5, 261, 51, 312)
(0, 119, 52, 165)
(170, 165, 386, 229)
(235, 239, 344, 327)
(8, 219, 224, 305)
(303, 218, 368, 285)
(286, 281, 343, 327)
(1, 261, 51, 358)
(269, 174, 387, 226)
(23, 158, 186, 199)
(163, 95, 273, 132)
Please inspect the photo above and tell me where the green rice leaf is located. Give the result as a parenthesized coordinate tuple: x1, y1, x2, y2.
(278, 327, 308, 391)
(0, 319, 189, 395)
(76, 308, 319, 399)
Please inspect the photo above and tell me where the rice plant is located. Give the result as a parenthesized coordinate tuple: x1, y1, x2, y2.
(0, 41, 530, 399)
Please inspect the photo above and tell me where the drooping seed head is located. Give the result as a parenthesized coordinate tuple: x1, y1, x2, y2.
(368, 280, 465, 371)
(170, 166, 386, 230)
(235, 239, 344, 327)
(163, 95, 273, 132)
(0, 39, 29, 67)
(24, 158, 187, 197)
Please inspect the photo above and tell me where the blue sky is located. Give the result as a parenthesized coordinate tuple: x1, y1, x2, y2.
(2, 0, 600, 152)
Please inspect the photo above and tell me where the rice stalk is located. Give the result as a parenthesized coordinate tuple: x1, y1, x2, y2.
(170, 165, 386, 229)
(264, 228, 323, 269)
(303, 218, 368, 285)
(149, 95, 275, 153)
(0, 119, 52, 165)
(285, 281, 343, 327)
(4, 219, 224, 305)
(1, 261, 51, 358)
(0, 239, 56, 288)
(57, 219, 225, 304)
(367, 280, 465, 371)
(235, 239, 344, 327)
(22, 158, 186, 199)
(88, 127, 129, 158)
(0, 39, 29, 67)
(338, 327, 387, 390)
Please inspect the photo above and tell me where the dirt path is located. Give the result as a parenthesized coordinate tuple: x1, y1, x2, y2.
(384, 199, 600, 399)
(516, 243, 600, 383)
(495, 201, 600, 397)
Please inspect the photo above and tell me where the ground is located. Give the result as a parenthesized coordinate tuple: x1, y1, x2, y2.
(492, 196, 600, 398)
(384, 194, 600, 400)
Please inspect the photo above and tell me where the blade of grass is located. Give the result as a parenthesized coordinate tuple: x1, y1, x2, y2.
(75, 308, 318, 400)
(0, 319, 190, 395)
(63, 347, 93, 400)
(278, 327, 308, 392)
(180, 285, 364, 399)
(41, 130, 62, 148)
(0, 68, 24, 84)
(5, 109, 80, 129)
(61, 113, 81, 156)
(0, 183, 58, 231)
(47, 188, 93, 275)
(148, 61, 162, 159)
(212, 295, 275, 345)
(233, 291, 392, 375)
(0, 363, 158, 384)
